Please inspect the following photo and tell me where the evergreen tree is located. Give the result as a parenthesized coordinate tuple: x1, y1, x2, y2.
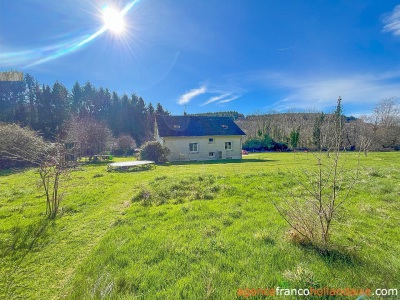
(36, 84, 53, 138)
(146, 103, 156, 138)
(51, 81, 69, 136)
(97, 87, 112, 121)
(81, 81, 96, 117)
(133, 97, 147, 145)
(289, 126, 300, 149)
(108, 91, 122, 136)
(156, 102, 169, 115)
(71, 82, 83, 115)
(116, 93, 130, 136)
(0, 79, 25, 123)
(24, 73, 38, 128)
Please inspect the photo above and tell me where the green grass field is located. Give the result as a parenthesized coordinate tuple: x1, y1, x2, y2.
(0, 152, 399, 299)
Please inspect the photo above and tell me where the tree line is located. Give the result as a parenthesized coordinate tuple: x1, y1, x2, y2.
(189, 111, 245, 121)
(0, 73, 170, 145)
(236, 98, 400, 152)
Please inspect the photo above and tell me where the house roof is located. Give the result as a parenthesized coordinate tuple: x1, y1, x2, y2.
(156, 115, 246, 137)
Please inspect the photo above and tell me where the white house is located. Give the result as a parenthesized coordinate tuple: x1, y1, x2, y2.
(155, 115, 246, 161)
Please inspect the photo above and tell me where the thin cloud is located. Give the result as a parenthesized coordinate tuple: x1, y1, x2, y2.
(177, 85, 207, 105)
(218, 95, 240, 104)
(383, 5, 400, 36)
(201, 93, 232, 106)
(277, 47, 292, 51)
(242, 69, 400, 112)
(269, 73, 400, 112)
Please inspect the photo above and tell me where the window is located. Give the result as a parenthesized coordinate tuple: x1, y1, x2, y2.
(221, 125, 228, 129)
(209, 152, 215, 157)
(189, 143, 198, 152)
(173, 125, 180, 129)
(208, 137, 214, 143)
(225, 141, 232, 150)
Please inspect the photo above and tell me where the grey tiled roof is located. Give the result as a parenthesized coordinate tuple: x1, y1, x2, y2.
(156, 115, 246, 137)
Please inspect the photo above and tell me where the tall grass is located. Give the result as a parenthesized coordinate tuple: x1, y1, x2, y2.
(0, 152, 399, 299)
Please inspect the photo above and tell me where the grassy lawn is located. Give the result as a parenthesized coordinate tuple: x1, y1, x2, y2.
(0, 152, 399, 299)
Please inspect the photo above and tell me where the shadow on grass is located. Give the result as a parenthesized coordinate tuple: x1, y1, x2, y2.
(1, 218, 52, 259)
(0, 217, 53, 297)
(161, 158, 276, 166)
(82, 161, 114, 166)
(299, 243, 361, 266)
(0, 168, 32, 177)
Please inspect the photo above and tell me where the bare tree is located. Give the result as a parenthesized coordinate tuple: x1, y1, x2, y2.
(38, 143, 68, 218)
(273, 97, 360, 251)
(372, 97, 400, 149)
(116, 134, 136, 156)
(63, 116, 114, 159)
(353, 116, 374, 155)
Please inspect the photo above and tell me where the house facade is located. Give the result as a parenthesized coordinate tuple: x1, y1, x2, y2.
(155, 115, 246, 161)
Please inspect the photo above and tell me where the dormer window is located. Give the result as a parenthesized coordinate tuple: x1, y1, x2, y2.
(173, 125, 180, 129)
(222, 125, 228, 129)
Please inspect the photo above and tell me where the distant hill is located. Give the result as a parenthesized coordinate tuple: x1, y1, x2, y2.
(189, 111, 245, 121)
(236, 112, 362, 151)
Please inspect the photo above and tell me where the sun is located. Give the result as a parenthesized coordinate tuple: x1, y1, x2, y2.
(102, 6, 125, 34)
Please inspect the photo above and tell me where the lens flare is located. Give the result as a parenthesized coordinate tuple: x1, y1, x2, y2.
(103, 6, 125, 34)
(0, 0, 141, 68)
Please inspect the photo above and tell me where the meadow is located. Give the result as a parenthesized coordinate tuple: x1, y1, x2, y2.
(0, 152, 399, 299)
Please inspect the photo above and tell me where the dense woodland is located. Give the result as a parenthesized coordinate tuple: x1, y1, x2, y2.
(0, 73, 169, 146)
(1, 73, 399, 159)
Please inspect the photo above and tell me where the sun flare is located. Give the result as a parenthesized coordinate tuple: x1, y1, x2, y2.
(102, 6, 125, 34)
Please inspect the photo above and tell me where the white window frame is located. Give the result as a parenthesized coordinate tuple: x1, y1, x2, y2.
(189, 143, 198, 152)
(208, 137, 214, 144)
(209, 152, 215, 157)
(225, 141, 232, 150)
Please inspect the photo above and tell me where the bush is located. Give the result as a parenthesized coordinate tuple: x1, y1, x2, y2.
(139, 141, 170, 163)
(243, 134, 288, 152)
(116, 135, 136, 156)
(0, 123, 50, 169)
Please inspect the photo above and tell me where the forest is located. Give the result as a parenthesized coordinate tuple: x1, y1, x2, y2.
(189, 103, 400, 152)
(237, 105, 400, 152)
(0, 73, 169, 145)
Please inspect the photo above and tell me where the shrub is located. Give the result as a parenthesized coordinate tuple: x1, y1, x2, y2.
(0, 123, 49, 168)
(116, 135, 136, 156)
(243, 136, 288, 152)
(243, 134, 288, 151)
(139, 141, 170, 163)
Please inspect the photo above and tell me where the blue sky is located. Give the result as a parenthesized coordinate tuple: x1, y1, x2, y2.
(1, 0, 399, 116)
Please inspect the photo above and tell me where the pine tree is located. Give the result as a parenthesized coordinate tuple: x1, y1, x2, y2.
(71, 82, 83, 115)
(51, 81, 69, 136)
